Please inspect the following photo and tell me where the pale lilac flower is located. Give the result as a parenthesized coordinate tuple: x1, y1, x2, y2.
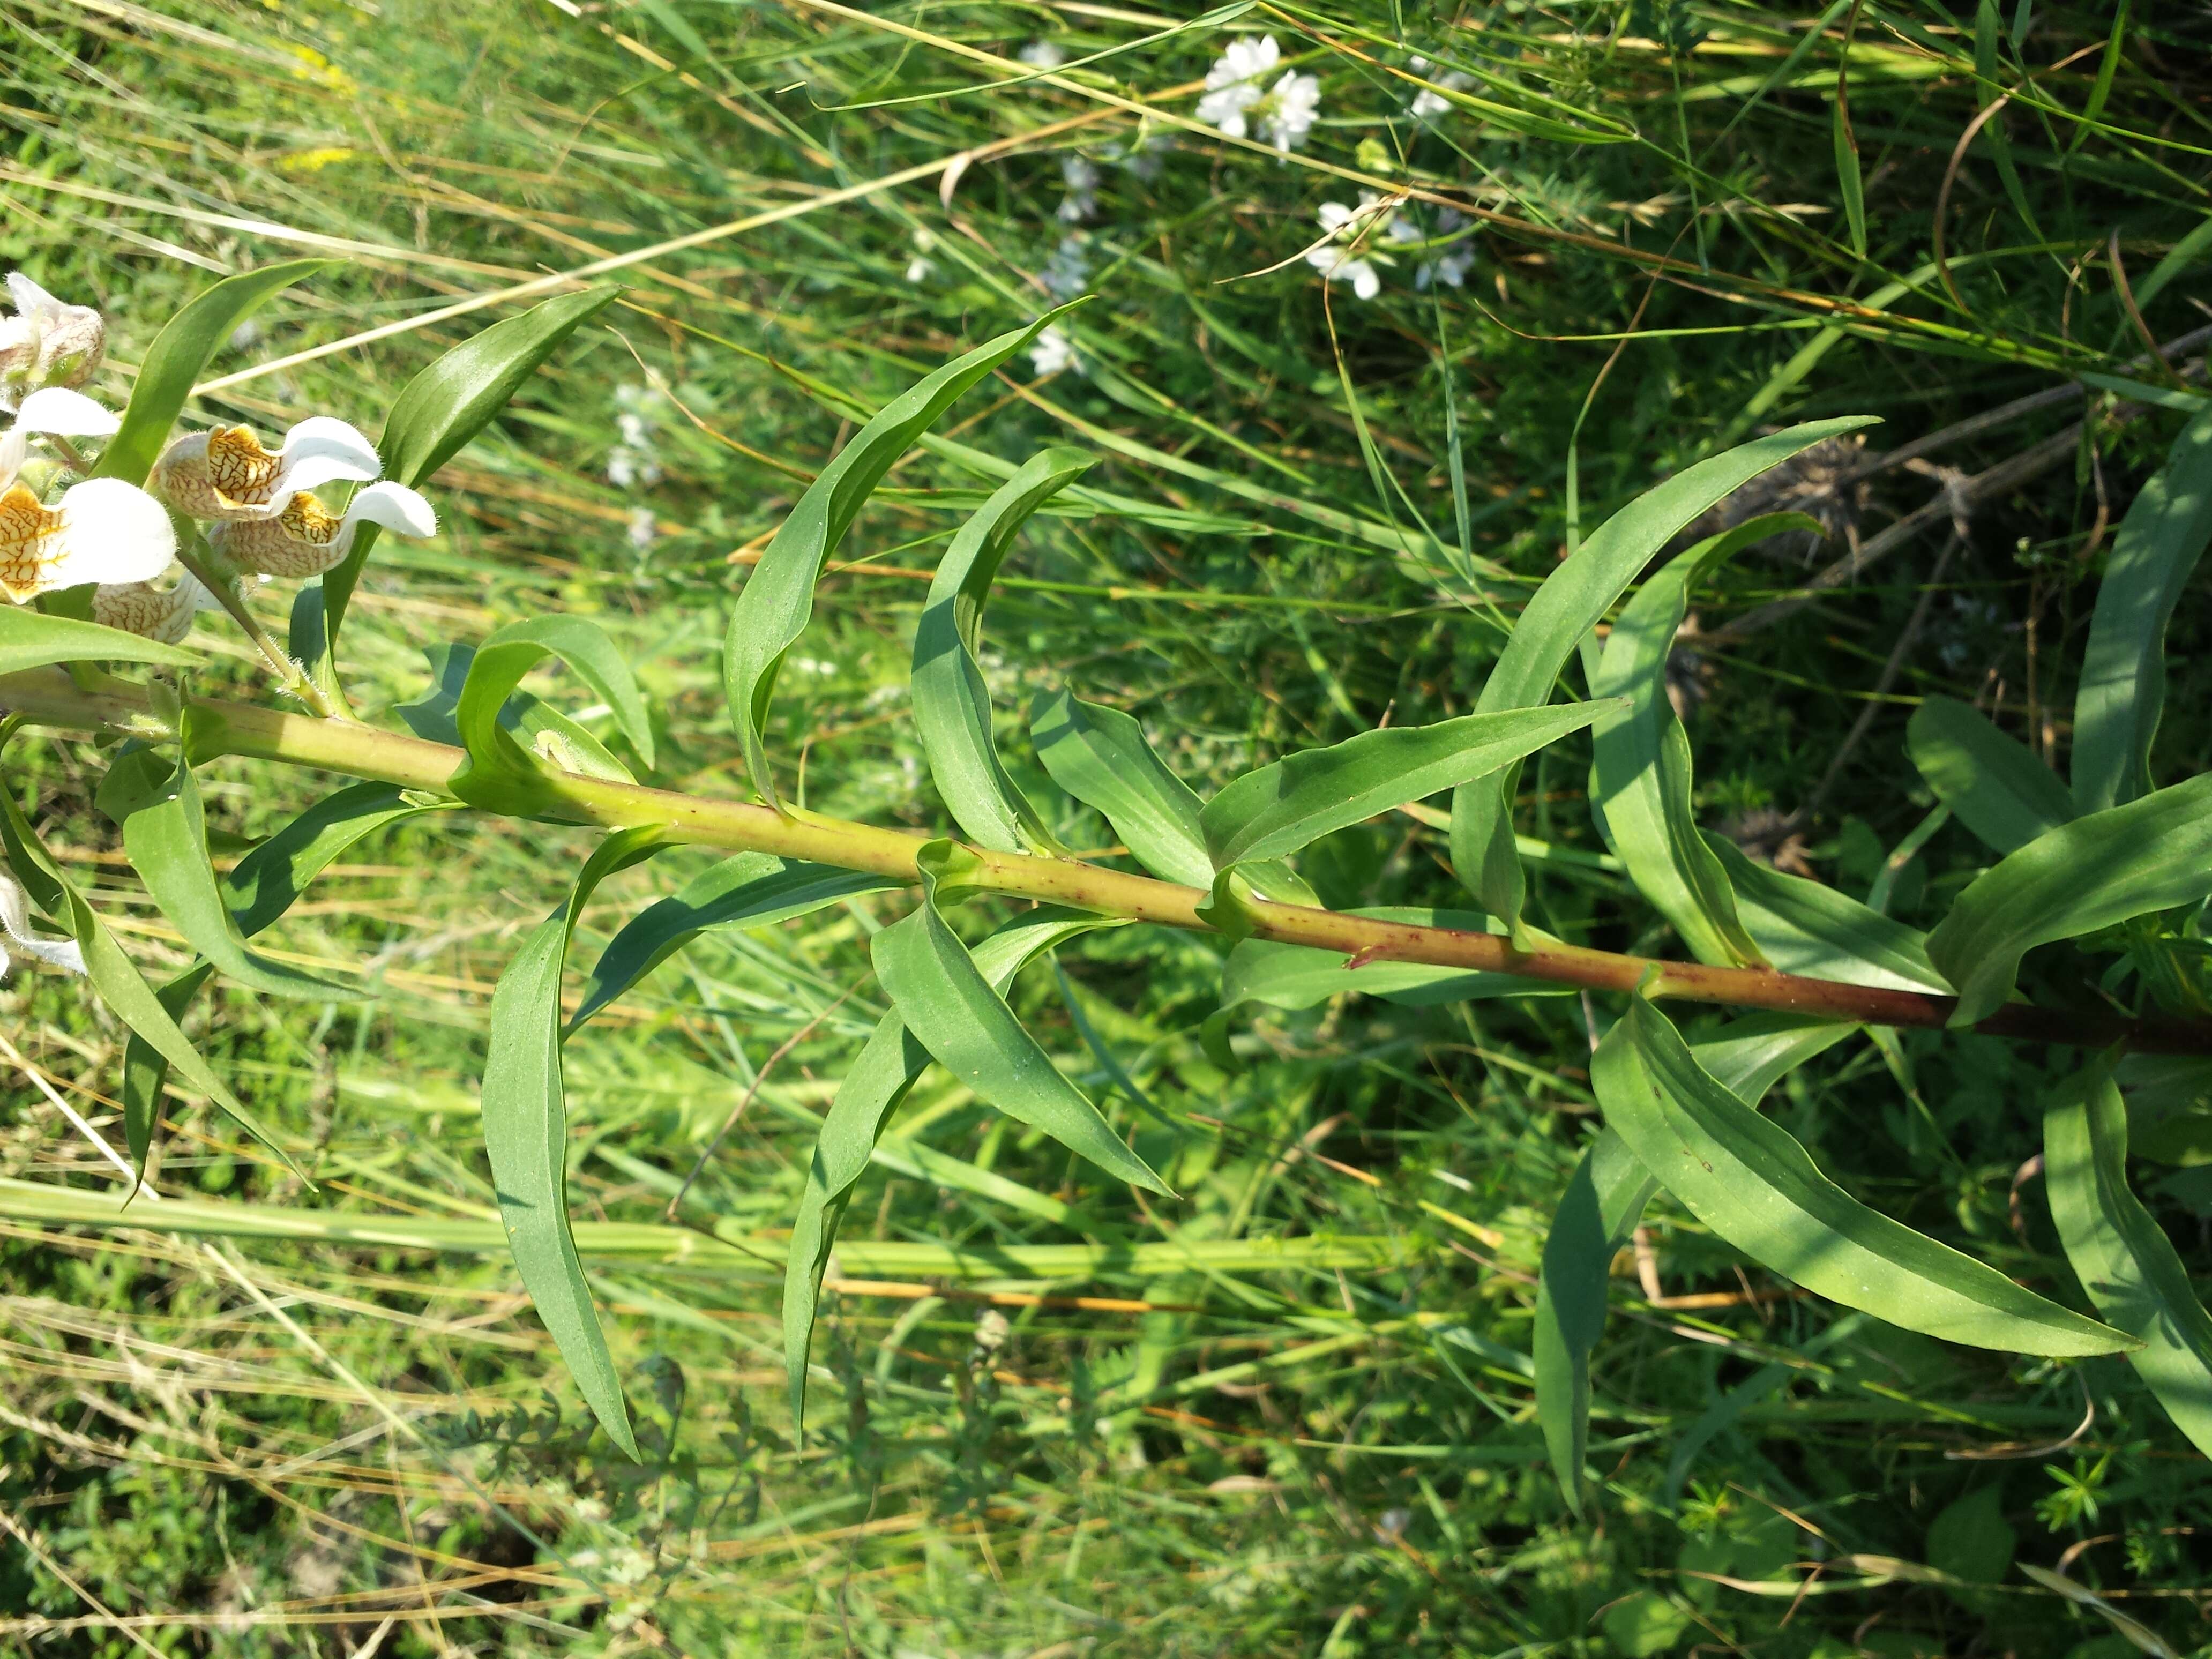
(1118, 134, 1173, 181)
(1057, 155, 1100, 223)
(1042, 236, 1090, 301)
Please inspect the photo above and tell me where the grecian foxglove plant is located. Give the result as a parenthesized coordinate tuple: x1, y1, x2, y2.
(3, 264, 2210, 1492)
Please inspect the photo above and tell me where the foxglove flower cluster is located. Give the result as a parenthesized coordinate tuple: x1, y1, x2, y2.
(1196, 35, 1321, 153)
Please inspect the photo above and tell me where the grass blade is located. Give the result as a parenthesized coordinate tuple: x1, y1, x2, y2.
(913, 447, 1092, 852)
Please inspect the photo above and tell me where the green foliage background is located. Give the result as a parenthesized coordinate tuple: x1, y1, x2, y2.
(2, 0, 2210, 1652)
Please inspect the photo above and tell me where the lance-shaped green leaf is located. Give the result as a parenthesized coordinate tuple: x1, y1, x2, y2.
(1907, 696, 2073, 855)
(784, 907, 1117, 1425)
(914, 447, 1093, 852)
(1204, 702, 1616, 870)
(450, 617, 655, 812)
(571, 854, 895, 1032)
(122, 783, 445, 1173)
(0, 776, 300, 1179)
(0, 608, 200, 674)
(483, 825, 669, 1460)
(2045, 1059, 2212, 1459)
(397, 640, 633, 784)
(2074, 407, 2212, 814)
(91, 259, 335, 488)
(1030, 687, 1212, 887)
(317, 286, 622, 675)
(724, 310, 1067, 811)
(98, 748, 364, 1002)
(1704, 834, 1950, 994)
(1449, 416, 1879, 938)
(1534, 1013, 1854, 1509)
(874, 846, 1168, 1198)
(1594, 997, 2127, 1355)
(1928, 772, 2212, 1026)
(1222, 906, 1564, 1010)
(1589, 516, 1813, 966)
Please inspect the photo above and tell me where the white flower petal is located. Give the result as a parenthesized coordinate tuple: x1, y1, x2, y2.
(0, 870, 84, 976)
(345, 481, 437, 540)
(12, 386, 119, 439)
(43, 478, 178, 589)
(3, 273, 65, 324)
(272, 415, 382, 497)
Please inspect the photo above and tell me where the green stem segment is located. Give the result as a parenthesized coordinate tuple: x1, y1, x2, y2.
(9, 668, 2209, 1056)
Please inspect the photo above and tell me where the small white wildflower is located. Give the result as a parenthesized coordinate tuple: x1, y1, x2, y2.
(1195, 35, 1280, 139)
(1017, 40, 1065, 70)
(1262, 70, 1321, 152)
(627, 506, 657, 550)
(1306, 196, 1392, 300)
(1057, 155, 1100, 223)
(905, 256, 936, 283)
(1406, 56, 1472, 122)
(1389, 205, 1473, 291)
(1042, 235, 1090, 301)
(1029, 326, 1078, 377)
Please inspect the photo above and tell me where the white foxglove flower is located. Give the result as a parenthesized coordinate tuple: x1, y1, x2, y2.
(0, 273, 106, 405)
(207, 480, 436, 578)
(1196, 35, 1280, 138)
(1029, 327, 1078, 377)
(0, 870, 84, 977)
(92, 569, 235, 646)
(1017, 40, 1065, 70)
(0, 387, 121, 487)
(0, 475, 176, 604)
(1407, 57, 1472, 121)
(152, 417, 380, 522)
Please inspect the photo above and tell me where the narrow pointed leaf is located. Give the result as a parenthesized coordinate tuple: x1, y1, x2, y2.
(724, 310, 1067, 809)
(1589, 517, 1814, 966)
(0, 780, 300, 1178)
(914, 447, 1093, 851)
(483, 825, 669, 1460)
(873, 854, 1167, 1196)
(572, 854, 895, 1032)
(1223, 906, 1565, 1010)
(92, 259, 335, 487)
(1594, 997, 2128, 1355)
(2073, 406, 2212, 814)
(1705, 834, 1950, 993)
(1535, 1013, 1853, 1507)
(99, 748, 364, 1002)
(1927, 772, 2212, 1026)
(1451, 417, 1878, 937)
(1907, 696, 2073, 854)
(0, 609, 200, 672)
(319, 286, 622, 665)
(1205, 702, 1616, 870)
(784, 908, 1117, 1425)
(451, 617, 654, 811)
(1030, 688, 1212, 887)
(2045, 1060, 2212, 1458)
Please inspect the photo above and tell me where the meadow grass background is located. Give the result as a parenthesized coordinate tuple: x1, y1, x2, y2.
(2, 0, 2211, 1653)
